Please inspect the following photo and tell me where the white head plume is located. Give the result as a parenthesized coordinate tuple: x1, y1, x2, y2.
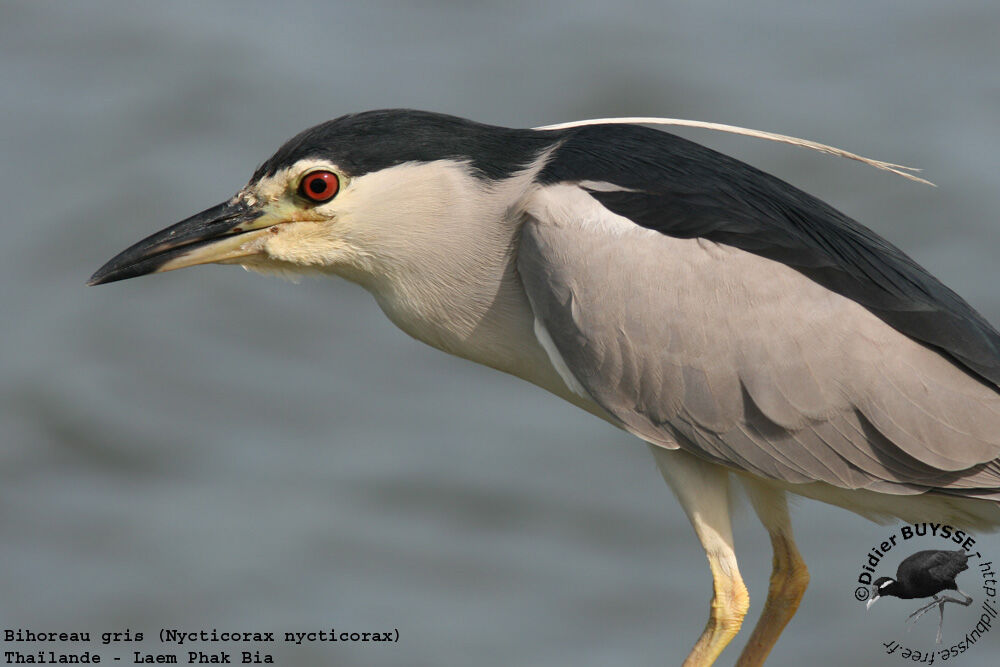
(534, 117, 934, 186)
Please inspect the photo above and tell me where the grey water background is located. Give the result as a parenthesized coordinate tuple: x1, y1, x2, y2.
(2, 1, 999, 665)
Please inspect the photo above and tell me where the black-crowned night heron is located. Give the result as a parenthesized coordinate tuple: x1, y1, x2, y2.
(89, 110, 1000, 666)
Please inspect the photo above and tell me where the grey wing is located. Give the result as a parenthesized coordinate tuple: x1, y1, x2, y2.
(517, 184, 1000, 496)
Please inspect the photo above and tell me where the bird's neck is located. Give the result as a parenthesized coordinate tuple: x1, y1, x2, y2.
(883, 580, 906, 599)
(327, 158, 608, 418)
(366, 211, 579, 398)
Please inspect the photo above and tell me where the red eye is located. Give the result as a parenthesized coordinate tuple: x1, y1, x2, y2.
(299, 171, 339, 202)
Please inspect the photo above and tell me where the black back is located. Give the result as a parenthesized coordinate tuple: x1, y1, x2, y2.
(538, 123, 1000, 390)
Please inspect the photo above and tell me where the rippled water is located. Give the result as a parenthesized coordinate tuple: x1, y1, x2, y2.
(2, 1, 999, 665)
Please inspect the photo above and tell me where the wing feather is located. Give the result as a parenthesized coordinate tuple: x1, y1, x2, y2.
(536, 124, 1000, 389)
(517, 184, 1000, 496)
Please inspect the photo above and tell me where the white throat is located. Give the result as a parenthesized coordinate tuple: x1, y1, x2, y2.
(329, 158, 582, 401)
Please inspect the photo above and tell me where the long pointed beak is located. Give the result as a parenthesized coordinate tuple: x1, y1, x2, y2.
(88, 199, 268, 285)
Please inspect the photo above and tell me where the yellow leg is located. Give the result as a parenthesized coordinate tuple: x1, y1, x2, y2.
(737, 480, 810, 667)
(687, 550, 751, 666)
(650, 447, 749, 666)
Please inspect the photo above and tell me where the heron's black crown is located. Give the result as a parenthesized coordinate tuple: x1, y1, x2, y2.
(253, 109, 554, 182)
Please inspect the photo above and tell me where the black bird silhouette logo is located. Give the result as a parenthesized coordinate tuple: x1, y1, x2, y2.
(866, 549, 973, 644)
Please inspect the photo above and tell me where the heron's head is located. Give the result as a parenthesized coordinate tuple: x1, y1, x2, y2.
(89, 110, 555, 287)
(866, 576, 897, 609)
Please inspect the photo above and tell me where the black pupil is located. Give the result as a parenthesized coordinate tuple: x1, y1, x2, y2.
(309, 177, 327, 194)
